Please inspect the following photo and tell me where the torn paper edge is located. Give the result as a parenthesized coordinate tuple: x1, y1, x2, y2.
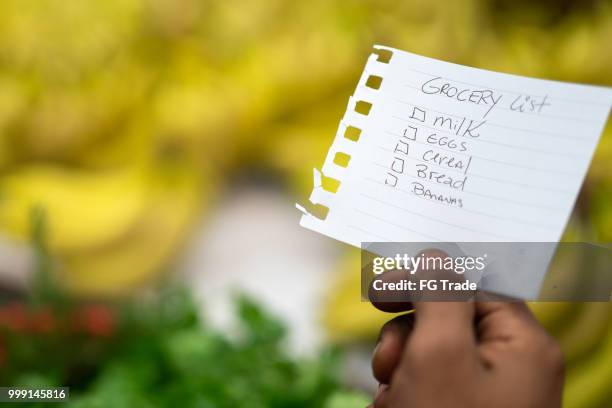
(296, 46, 393, 229)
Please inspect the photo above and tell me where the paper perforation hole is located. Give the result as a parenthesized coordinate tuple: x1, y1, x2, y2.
(366, 75, 383, 90)
(373, 48, 393, 63)
(311, 204, 329, 220)
(333, 152, 351, 168)
(321, 175, 341, 193)
(344, 126, 362, 142)
(355, 100, 372, 116)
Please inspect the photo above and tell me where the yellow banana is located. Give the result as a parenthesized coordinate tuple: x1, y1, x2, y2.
(564, 318, 612, 408)
(0, 165, 148, 253)
(0, 1, 148, 163)
(57, 163, 211, 296)
(556, 302, 612, 364)
(553, 6, 612, 86)
(528, 302, 579, 335)
(590, 126, 612, 182)
(0, 78, 27, 168)
(0, 137, 8, 171)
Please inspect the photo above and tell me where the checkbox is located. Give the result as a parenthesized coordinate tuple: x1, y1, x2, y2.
(394, 140, 409, 155)
(403, 126, 418, 141)
(391, 157, 405, 174)
(385, 172, 398, 187)
(410, 107, 426, 122)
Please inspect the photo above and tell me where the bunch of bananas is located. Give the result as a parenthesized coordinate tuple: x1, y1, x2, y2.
(0, 0, 372, 294)
(0, 1, 220, 295)
(0, 157, 210, 296)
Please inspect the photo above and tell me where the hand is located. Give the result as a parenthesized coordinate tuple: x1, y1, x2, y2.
(369, 255, 564, 407)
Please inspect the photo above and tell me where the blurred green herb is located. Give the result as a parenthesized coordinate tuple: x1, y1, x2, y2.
(0, 210, 368, 407)
(29, 205, 60, 306)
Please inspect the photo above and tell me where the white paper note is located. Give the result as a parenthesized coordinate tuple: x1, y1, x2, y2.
(299, 45, 611, 249)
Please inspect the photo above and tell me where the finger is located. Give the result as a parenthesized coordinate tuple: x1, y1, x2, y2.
(410, 248, 476, 302)
(369, 268, 413, 313)
(410, 249, 476, 344)
(474, 298, 563, 374)
(400, 300, 478, 378)
(474, 297, 542, 343)
(369, 247, 474, 311)
(372, 313, 415, 384)
(393, 250, 478, 372)
(410, 301, 477, 351)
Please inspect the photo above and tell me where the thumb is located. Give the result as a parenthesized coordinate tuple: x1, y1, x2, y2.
(411, 300, 476, 350)
(402, 250, 478, 367)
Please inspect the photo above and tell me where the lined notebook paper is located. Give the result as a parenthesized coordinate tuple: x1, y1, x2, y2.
(298, 45, 611, 249)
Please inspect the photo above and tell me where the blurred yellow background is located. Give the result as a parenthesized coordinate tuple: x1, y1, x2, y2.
(0, 1, 610, 407)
